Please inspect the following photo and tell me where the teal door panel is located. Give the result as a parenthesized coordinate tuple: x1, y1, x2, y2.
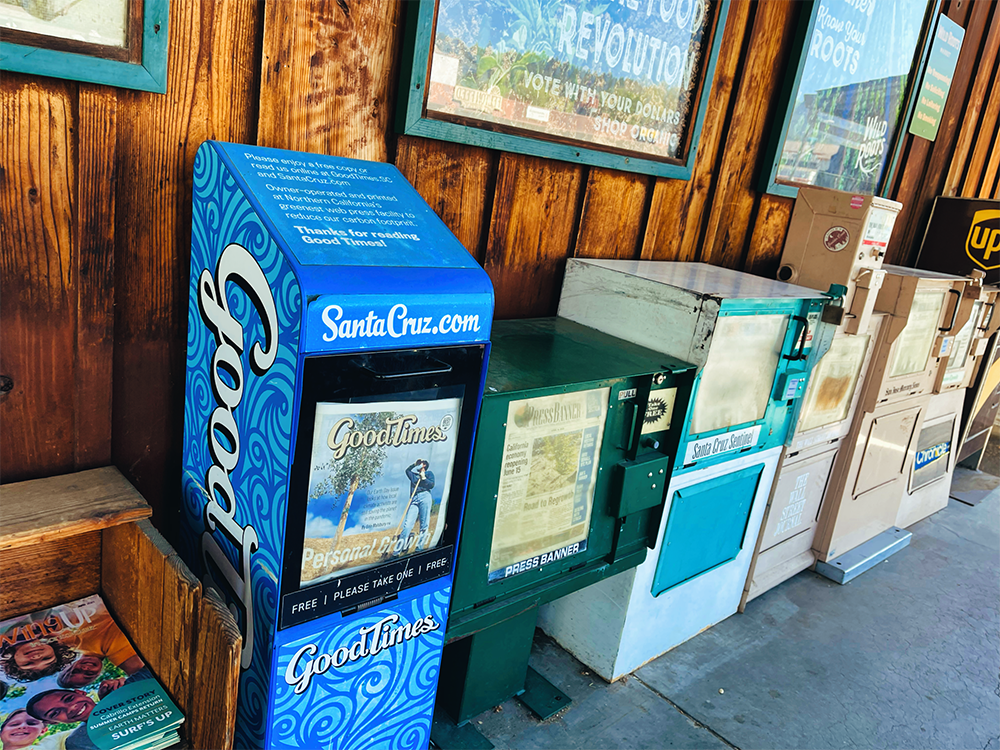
(652, 464, 765, 596)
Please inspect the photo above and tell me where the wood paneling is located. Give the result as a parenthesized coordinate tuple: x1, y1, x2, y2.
(886, 0, 997, 265)
(101, 518, 239, 749)
(641, 0, 754, 263)
(189, 587, 242, 750)
(945, 4, 1000, 195)
(102, 519, 199, 718)
(258, 0, 403, 161)
(0, 533, 102, 617)
(0, 466, 150, 551)
(744, 194, 795, 279)
(0, 78, 77, 482)
(75, 85, 117, 469)
(483, 155, 584, 319)
(575, 169, 651, 260)
(701, 0, 799, 270)
(111, 0, 262, 531)
(395, 136, 495, 260)
(1, 0, 996, 542)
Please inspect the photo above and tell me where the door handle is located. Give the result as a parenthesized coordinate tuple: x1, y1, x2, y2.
(978, 302, 995, 332)
(939, 289, 962, 332)
(783, 316, 809, 361)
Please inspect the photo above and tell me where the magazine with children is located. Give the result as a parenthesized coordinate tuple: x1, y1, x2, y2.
(0, 594, 183, 750)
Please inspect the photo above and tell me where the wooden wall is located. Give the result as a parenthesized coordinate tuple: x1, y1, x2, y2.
(1, 0, 997, 536)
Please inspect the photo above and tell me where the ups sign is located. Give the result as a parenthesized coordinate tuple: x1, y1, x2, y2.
(967, 209, 1000, 271)
(916, 198, 1000, 284)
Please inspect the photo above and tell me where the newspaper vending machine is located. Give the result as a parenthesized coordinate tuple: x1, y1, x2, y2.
(742, 188, 901, 603)
(180, 142, 493, 749)
(539, 261, 837, 680)
(813, 266, 978, 582)
(434, 317, 694, 741)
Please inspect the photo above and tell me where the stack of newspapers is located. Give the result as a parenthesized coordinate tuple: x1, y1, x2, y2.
(0, 594, 184, 750)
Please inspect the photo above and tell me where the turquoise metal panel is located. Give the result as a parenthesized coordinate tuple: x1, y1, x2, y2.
(652, 462, 765, 596)
(673, 297, 835, 474)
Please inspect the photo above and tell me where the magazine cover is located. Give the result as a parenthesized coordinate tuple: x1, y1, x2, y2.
(0, 595, 182, 750)
(301, 397, 464, 587)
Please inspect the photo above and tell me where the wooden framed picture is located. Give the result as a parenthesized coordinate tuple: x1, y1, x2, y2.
(761, 0, 940, 198)
(397, 0, 731, 179)
(0, 0, 169, 93)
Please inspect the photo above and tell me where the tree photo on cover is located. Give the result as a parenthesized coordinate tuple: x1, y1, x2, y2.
(300, 397, 463, 587)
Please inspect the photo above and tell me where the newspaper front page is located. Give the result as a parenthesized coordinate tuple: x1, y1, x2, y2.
(798, 333, 870, 433)
(488, 388, 609, 582)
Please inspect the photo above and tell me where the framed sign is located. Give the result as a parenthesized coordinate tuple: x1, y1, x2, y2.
(761, 0, 939, 198)
(907, 13, 964, 142)
(397, 0, 731, 179)
(0, 0, 169, 93)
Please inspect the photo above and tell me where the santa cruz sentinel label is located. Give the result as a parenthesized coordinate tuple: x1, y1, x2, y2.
(684, 425, 762, 464)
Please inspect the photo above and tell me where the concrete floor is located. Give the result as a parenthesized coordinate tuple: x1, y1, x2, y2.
(458, 435, 1000, 750)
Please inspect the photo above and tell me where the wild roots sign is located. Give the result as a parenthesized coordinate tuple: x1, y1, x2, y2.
(764, 0, 936, 196)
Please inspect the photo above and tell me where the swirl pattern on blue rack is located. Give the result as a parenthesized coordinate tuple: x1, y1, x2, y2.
(183, 143, 302, 750)
(271, 589, 451, 750)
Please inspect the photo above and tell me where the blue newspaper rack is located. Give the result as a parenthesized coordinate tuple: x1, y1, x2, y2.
(180, 141, 493, 749)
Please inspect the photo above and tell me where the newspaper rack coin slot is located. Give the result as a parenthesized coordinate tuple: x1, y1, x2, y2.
(179, 141, 493, 750)
(432, 318, 694, 743)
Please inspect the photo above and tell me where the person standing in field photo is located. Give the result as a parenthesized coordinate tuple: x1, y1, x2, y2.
(399, 459, 435, 553)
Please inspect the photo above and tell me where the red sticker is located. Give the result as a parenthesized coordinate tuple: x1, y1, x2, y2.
(850, 195, 864, 209)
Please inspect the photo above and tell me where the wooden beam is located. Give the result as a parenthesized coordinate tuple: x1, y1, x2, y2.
(258, 0, 403, 161)
(0, 466, 151, 550)
(395, 136, 495, 262)
(889, 0, 986, 266)
(75, 85, 118, 470)
(641, 0, 753, 263)
(701, 0, 799, 269)
(0, 532, 101, 617)
(483, 154, 584, 319)
(575, 169, 651, 261)
(946, 2, 1000, 194)
(111, 0, 261, 526)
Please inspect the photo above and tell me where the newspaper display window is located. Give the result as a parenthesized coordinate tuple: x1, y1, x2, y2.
(300, 397, 463, 587)
(798, 333, 871, 433)
(488, 388, 610, 582)
(941, 301, 981, 386)
(888, 292, 945, 378)
(690, 314, 789, 435)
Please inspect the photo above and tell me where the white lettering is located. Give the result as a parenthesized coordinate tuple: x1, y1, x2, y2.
(198, 244, 275, 670)
(284, 614, 441, 694)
